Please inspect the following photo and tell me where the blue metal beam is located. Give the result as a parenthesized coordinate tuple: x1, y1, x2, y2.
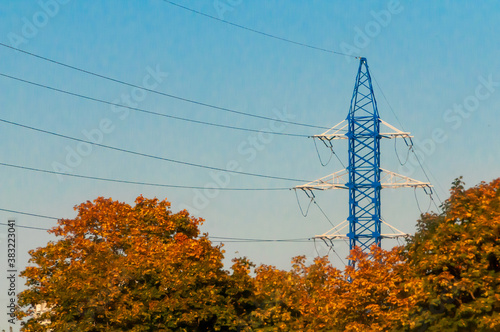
(346, 58, 381, 262)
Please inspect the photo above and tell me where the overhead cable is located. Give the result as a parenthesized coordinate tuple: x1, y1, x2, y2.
(0, 210, 310, 243)
(209, 236, 310, 243)
(0, 162, 290, 191)
(162, 1, 359, 59)
(313, 137, 333, 167)
(0, 208, 58, 220)
(0, 72, 308, 138)
(294, 188, 314, 217)
(372, 75, 444, 208)
(0, 42, 329, 130)
(0, 118, 310, 183)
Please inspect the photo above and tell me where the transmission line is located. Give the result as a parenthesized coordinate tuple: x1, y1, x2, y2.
(162, 1, 359, 58)
(0, 72, 308, 138)
(0, 42, 328, 130)
(0, 210, 310, 243)
(0, 208, 58, 220)
(372, 75, 444, 208)
(0, 222, 50, 231)
(0, 162, 290, 191)
(209, 236, 310, 243)
(0, 118, 310, 183)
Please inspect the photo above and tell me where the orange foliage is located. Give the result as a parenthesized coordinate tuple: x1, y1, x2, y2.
(16, 177, 500, 331)
(404, 178, 500, 331)
(17, 196, 244, 331)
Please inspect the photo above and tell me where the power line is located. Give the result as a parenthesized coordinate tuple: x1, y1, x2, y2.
(162, 1, 359, 59)
(372, 76, 406, 132)
(0, 162, 290, 191)
(0, 222, 50, 231)
(0, 42, 329, 130)
(409, 147, 444, 208)
(0, 211, 310, 243)
(0, 72, 308, 138)
(314, 137, 347, 168)
(372, 75, 444, 208)
(294, 188, 315, 217)
(0, 208, 58, 220)
(0, 118, 310, 183)
(413, 187, 432, 215)
(312, 137, 333, 166)
(209, 236, 310, 243)
(312, 199, 350, 248)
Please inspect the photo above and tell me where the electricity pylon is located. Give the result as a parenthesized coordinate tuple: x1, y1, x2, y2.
(295, 58, 431, 265)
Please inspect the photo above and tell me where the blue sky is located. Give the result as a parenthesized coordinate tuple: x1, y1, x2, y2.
(0, 1, 499, 328)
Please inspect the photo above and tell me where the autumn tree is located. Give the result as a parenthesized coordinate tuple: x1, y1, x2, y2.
(333, 246, 415, 332)
(403, 178, 500, 331)
(17, 196, 252, 331)
(17, 178, 499, 331)
(250, 255, 343, 331)
(247, 246, 412, 332)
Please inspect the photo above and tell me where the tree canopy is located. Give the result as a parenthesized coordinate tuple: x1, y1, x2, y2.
(403, 177, 500, 331)
(17, 177, 500, 331)
(17, 196, 252, 331)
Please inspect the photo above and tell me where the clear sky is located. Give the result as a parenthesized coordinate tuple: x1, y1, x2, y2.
(0, 1, 499, 329)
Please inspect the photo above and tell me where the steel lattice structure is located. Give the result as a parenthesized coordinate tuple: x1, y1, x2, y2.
(295, 57, 431, 264)
(348, 57, 382, 251)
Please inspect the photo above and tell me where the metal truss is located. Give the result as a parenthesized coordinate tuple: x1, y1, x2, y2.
(314, 219, 408, 242)
(296, 57, 430, 265)
(313, 119, 412, 141)
(296, 169, 430, 191)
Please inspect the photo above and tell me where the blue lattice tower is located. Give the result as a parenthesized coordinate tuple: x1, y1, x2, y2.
(295, 57, 431, 266)
(347, 58, 381, 252)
